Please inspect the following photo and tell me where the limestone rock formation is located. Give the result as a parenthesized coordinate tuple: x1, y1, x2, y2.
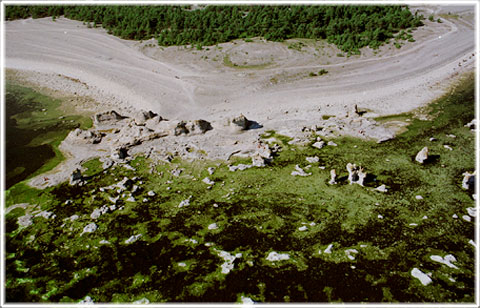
(174, 121, 189, 136)
(134, 109, 159, 125)
(462, 171, 476, 190)
(94, 110, 126, 124)
(346, 163, 366, 186)
(415, 147, 429, 164)
(231, 114, 249, 130)
(329, 169, 337, 185)
(68, 128, 103, 144)
(229, 114, 261, 131)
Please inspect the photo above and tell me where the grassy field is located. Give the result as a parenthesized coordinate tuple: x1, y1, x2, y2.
(4, 74, 475, 303)
(5, 83, 92, 189)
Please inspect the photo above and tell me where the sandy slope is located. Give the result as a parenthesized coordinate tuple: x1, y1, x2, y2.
(5, 6, 475, 130)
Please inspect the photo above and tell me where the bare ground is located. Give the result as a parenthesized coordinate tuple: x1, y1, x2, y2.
(4, 5, 476, 188)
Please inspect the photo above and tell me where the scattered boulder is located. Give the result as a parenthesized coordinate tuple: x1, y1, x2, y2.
(230, 114, 249, 130)
(291, 165, 311, 177)
(82, 223, 98, 235)
(411, 268, 432, 286)
(125, 234, 142, 244)
(229, 164, 252, 172)
(18, 214, 33, 227)
(430, 254, 458, 269)
(312, 141, 326, 149)
(94, 110, 126, 124)
(306, 156, 319, 163)
(443, 145, 453, 151)
(415, 147, 429, 164)
(375, 184, 388, 193)
(329, 169, 337, 185)
(178, 196, 192, 208)
(229, 114, 262, 131)
(465, 119, 476, 129)
(207, 167, 216, 175)
(266, 251, 290, 262)
(462, 171, 475, 190)
(327, 141, 338, 147)
(202, 177, 215, 185)
(208, 223, 218, 230)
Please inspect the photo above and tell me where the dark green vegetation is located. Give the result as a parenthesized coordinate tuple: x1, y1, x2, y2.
(5, 84, 92, 189)
(5, 5, 423, 53)
(5, 75, 475, 303)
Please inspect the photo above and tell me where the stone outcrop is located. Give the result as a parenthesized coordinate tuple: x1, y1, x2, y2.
(112, 147, 129, 160)
(174, 121, 189, 136)
(415, 147, 429, 164)
(174, 120, 213, 136)
(94, 110, 126, 124)
(134, 110, 159, 125)
(68, 128, 103, 144)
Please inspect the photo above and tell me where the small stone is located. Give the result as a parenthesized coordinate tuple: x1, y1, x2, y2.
(82, 223, 98, 235)
(462, 215, 471, 222)
(327, 141, 338, 147)
(375, 184, 388, 193)
(202, 177, 215, 185)
(125, 234, 142, 244)
(443, 145, 453, 151)
(411, 268, 432, 286)
(378, 214, 384, 219)
(415, 195, 423, 200)
(207, 167, 216, 175)
(266, 251, 290, 261)
(298, 226, 308, 231)
(467, 207, 476, 217)
(306, 156, 320, 163)
(324, 244, 333, 254)
(452, 214, 458, 219)
(147, 190, 156, 196)
(208, 223, 218, 230)
(312, 141, 325, 149)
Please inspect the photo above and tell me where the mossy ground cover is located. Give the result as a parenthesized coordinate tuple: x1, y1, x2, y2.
(4, 75, 475, 303)
(5, 83, 92, 189)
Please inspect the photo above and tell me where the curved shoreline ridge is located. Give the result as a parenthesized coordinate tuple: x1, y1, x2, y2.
(4, 5, 476, 188)
(4, 4, 477, 304)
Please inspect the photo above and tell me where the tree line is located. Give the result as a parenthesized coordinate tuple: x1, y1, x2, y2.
(5, 5, 424, 53)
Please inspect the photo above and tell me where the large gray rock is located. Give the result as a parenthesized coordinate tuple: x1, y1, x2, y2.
(94, 110, 126, 124)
